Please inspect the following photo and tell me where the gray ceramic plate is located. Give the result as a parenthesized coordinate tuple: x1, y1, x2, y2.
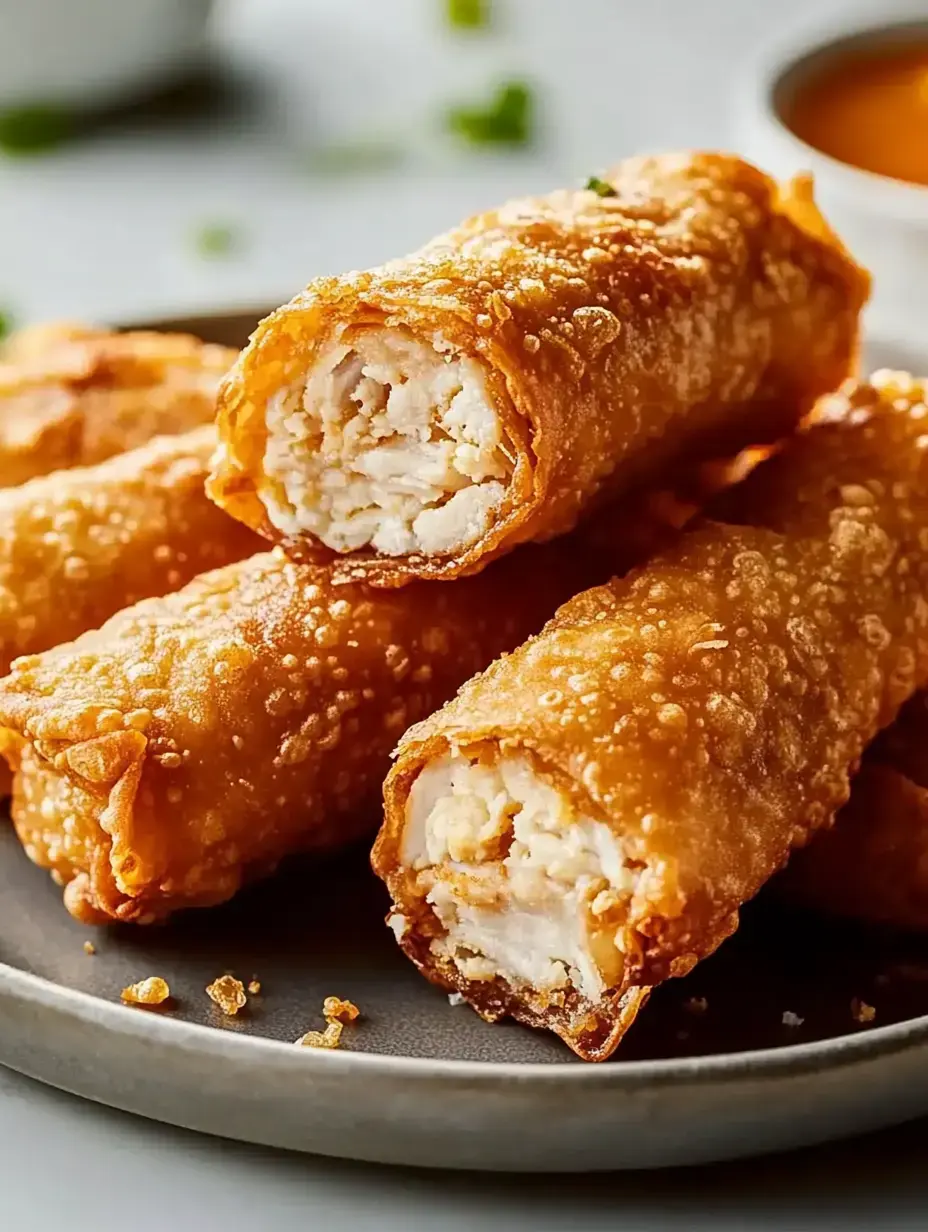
(2, 309, 928, 1172)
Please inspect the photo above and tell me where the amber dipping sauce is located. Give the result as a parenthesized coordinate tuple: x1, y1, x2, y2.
(781, 37, 928, 186)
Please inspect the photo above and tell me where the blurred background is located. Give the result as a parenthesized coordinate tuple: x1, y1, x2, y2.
(0, 0, 857, 326)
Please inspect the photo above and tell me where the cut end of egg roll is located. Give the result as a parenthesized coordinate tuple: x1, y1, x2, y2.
(210, 151, 868, 585)
(388, 744, 660, 1058)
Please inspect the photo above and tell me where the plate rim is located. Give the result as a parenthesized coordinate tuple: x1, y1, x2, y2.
(5, 957, 928, 1086)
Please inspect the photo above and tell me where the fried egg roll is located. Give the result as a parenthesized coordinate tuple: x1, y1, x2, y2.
(0, 516, 658, 925)
(373, 371, 928, 1060)
(783, 691, 928, 931)
(0, 428, 260, 795)
(0, 327, 236, 487)
(209, 152, 867, 585)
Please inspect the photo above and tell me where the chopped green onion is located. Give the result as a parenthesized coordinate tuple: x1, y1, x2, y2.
(0, 310, 14, 341)
(0, 105, 74, 157)
(586, 175, 617, 197)
(448, 81, 533, 147)
(304, 139, 404, 175)
(446, 0, 489, 29)
(193, 223, 241, 259)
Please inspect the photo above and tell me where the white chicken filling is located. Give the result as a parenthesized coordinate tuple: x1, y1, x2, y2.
(398, 750, 638, 1003)
(261, 328, 513, 557)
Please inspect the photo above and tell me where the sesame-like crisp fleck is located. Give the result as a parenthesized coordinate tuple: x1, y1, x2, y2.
(684, 996, 708, 1015)
(782, 1010, 804, 1028)
(247, 979, 261, 995)
(851, 998, 876, 1024)
(297, 1022, 343, 1050)
(323, 995, 360, 1024)
(83, 940, 96, 956)
(121, 976, 170, 1006)
(206, 974, 247, 1016)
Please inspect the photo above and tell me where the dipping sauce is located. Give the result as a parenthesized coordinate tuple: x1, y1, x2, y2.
(782, 40, 928, 186)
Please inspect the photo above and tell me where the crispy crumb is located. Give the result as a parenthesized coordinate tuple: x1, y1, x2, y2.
(448, 992, 466, 1006)
(121, 976, 170, 1006)
(297, 1022, 343, 1050)
(82, 940, 96, 956)
(782, 1010, 804, 1027)
(684, 996, 708, 1015)
(851, 998, 876, 1024)
(247, 979, 262, 995)
(323, 995, 360, 1024)
(206, 974, 247, 1016)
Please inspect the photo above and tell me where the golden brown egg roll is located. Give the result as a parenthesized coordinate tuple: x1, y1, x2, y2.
(0, 517, 660, 925)
(209, 152, 867, 586)
(0, 427, 261, 795)
(782, 691, 928, 931)
(0, 327, 236, 488)
(373, 371, 928, 1061)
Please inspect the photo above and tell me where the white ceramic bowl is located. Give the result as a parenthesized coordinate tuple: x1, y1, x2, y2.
(0, 0, 214, 113)
(738, 2, 928, 364)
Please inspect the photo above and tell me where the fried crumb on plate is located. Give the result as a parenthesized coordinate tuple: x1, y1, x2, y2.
(851, 998, 876, 1024)
(206, 974, 247, 1016)
(323, 995, 360, 1024)
(297, 1022, 343, 1050)
(82, 940, 96, 956)
(247, 979, 262, 995)
(121, 976, 170, 1007)
(782, 1010, 804, 1027)
(448, 992, 466, 1006)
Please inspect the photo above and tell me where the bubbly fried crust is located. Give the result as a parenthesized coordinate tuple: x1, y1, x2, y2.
(783, 691, 928, 930)
(0, 327, 236, 487)
(0, 428, 259, 797)
(374, 372, 928, 1060)
(0, 531, 623, 924)
(209, 151, 867, 585)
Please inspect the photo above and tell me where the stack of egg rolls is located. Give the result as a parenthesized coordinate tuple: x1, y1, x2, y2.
(0, 326, 236, 487)
(210, 151, 867, 584)
(0, 152, 869, 933)
(372, 373, 928, 1060)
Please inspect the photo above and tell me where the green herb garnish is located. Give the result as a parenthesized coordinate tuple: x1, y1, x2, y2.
(0, 105, 74, 157)
(448, 81, 533, 147)
(194, 223, 241, 259)
(447, 0, 489, 29)
(0, 310, 14, 341)
(586, 175, 617, 197)
(305, 139, 404, 175)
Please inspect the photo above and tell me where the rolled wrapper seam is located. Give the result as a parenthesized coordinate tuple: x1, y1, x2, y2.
(374, 373, 928, 1060)
(210, 152, 867, 585)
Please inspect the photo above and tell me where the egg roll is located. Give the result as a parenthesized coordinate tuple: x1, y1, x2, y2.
(782, 691, 928, 931)
(0, 327, 236, 487)
(0, 427, 260, 795)
(0, 510, 664, 925)
(373, 371, 928, 1060)
(209, 152, 867, 586)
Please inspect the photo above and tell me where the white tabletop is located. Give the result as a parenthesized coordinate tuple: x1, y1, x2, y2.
(4, 0, 925, 1225)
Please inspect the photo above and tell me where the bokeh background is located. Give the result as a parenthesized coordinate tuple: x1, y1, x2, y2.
(0, 0, 823, 326)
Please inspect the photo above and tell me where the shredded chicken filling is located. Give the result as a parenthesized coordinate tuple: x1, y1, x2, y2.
(398, 749, 638, 1003)
(261, 328, 513, 557)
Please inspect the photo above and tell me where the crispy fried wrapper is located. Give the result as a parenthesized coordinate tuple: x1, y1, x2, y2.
(0, 428, 260, 795)
(0, 509, 669, 925)
(373, 371, 928, 1060)
(783, 690, 928, 931)
(0, 325, 236, 487)
(209, 152, 867, 586)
